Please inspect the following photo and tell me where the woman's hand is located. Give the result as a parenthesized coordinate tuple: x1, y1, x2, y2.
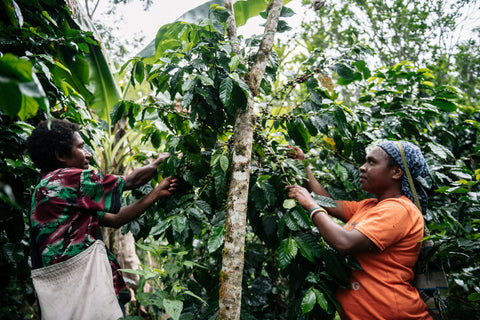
(124, 152, 171, 190)
(286, 146, 305, 161)
(152, 152, 171, 166)
(285, 184, 317, 211)
(153, 176, 178, 198)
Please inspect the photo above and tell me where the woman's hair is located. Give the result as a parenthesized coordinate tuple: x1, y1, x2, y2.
(384, 151, 399, 169)
(378, 140, 430, 215)
(27, 119, 80, 172)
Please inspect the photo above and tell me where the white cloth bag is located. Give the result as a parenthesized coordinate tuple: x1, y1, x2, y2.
(31, 240, 124, 320)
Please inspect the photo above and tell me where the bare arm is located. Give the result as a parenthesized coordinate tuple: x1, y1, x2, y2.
(124, 152, 170, 190)
(286, 185, 379, 255)
(286, 146, 346, 221)
(100, 177, 177, 228)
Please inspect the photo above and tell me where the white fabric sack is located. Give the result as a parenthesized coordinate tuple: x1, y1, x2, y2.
(31, 240, 123, 320)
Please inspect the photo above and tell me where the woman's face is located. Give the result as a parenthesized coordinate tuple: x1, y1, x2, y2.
(359, 146, 397, 195)
(61, 132, 92, 170)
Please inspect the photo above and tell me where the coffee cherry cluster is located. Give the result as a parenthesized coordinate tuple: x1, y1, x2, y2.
(260, 67, 324, 118)
(287, 68, 321, 87)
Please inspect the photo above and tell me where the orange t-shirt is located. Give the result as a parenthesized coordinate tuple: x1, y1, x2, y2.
(337, 196, 432, 320)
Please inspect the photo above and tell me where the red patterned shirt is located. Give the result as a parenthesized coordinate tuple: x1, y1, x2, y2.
(30, 168, 128, 299)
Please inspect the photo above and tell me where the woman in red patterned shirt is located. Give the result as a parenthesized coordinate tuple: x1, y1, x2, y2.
(28, 119, 177, 318)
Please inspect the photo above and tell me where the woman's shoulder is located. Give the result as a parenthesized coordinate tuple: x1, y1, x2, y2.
(382, 196, 419, 210)
(343, 198, 378, 212)
(41, 168, 98, 185)
(379, 197, 423, 222)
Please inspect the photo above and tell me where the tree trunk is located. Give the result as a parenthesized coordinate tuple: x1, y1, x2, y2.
(100, 124, 148, 315)
(102, 227, 145, 305)
(217, 1, 284, 319)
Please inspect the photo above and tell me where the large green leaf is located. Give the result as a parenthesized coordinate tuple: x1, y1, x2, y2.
(0, 54, 48, 119)
(283, 199, 296, 209)
(3, 0, 23, 28)
(333, 107, 350, 138)
(174, 0, 224, 24)
(195, 200, 212, 215)
(287, 118, 310, 150)
(430, 98, 457, 112)
(311, 193, 337, 208)
(212, 156, 228, 201)
(301, 287, 316, 314)
(294, 235, 314, 262)
(333, 63, 355, 80)
(137, 0, 292, 59)
(138, 22, 195, 61)
(63, 2, 121, 122)
(0, 82, 21, 117)
(236, 0, 292, 26)
(85, 44, 121, 122)
(427, 142, 454, 160)
(296, 232, 323, 259)
(172, 215, 187, 233)
(207, 222, 225, 253)
(284, 213, 300, 231)
(52, 49, 94, 106)
(314, 288, 329, 311)
(234, 0, 269, 27)
(277, 238, 294, 269)
(163, 299, 183, 320)
(173, 0, 293, 27)
(220, 76, 233, 105)
(119, 267, 158, 280)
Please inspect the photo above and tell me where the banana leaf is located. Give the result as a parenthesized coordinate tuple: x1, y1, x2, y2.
(137, 0, 291, 59)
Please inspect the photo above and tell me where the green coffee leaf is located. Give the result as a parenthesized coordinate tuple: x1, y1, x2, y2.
(207, 223, 225, 253)
(283, 199, 296, 209)
(219, 77, 233, 105)
(301, 288, 316, 314)
(278, 238, 294, 269)
(295, 236, 314, 262)
(229, 55, 241, 72)
(172, 215, 187, 233)
(286, 236, 298, 258)
(314, 288, 329, 311)
(163, 299, 183, 320)
(219, 155, 229, 172)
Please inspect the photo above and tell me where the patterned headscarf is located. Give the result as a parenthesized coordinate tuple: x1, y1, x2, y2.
(378, 141, 430, 215)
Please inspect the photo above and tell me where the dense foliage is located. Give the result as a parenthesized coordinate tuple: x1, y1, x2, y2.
(0, 0, 103, 318)
(0, 0, 479, 319)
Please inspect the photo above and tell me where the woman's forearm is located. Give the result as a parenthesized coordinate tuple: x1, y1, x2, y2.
(305, 165, 330, 197)
(309, 208, 378, 255)
(100, 190, 161, 228)
(304, 165, 345, 220)
(124, 163, 157, 190)
(101, 176, 175, 228)
(124, 153, 169, 190)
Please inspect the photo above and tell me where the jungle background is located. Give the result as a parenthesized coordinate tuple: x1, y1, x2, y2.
(1, 0, 479, 319)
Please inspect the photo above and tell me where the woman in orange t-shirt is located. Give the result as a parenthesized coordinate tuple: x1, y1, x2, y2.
(286, 141, 432, 320)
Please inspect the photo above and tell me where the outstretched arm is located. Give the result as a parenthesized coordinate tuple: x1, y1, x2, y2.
(286, 185, 378, 255)
(100, 177, 177, 228)
(286, 146, 345, 221)
(124, 152, 170, 190)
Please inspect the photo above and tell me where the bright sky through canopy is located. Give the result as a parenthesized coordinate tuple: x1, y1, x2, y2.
(95, 0, 306, 54)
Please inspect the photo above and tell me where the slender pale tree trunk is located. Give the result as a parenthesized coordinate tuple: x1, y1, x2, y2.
(101, 124, 149, 315)
(102, 227, 145, 301)
(218, 1, 284, 319)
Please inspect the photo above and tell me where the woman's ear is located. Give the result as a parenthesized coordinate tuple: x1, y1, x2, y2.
(55, 151, 67, 164)
(392, 165, 403, 180)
